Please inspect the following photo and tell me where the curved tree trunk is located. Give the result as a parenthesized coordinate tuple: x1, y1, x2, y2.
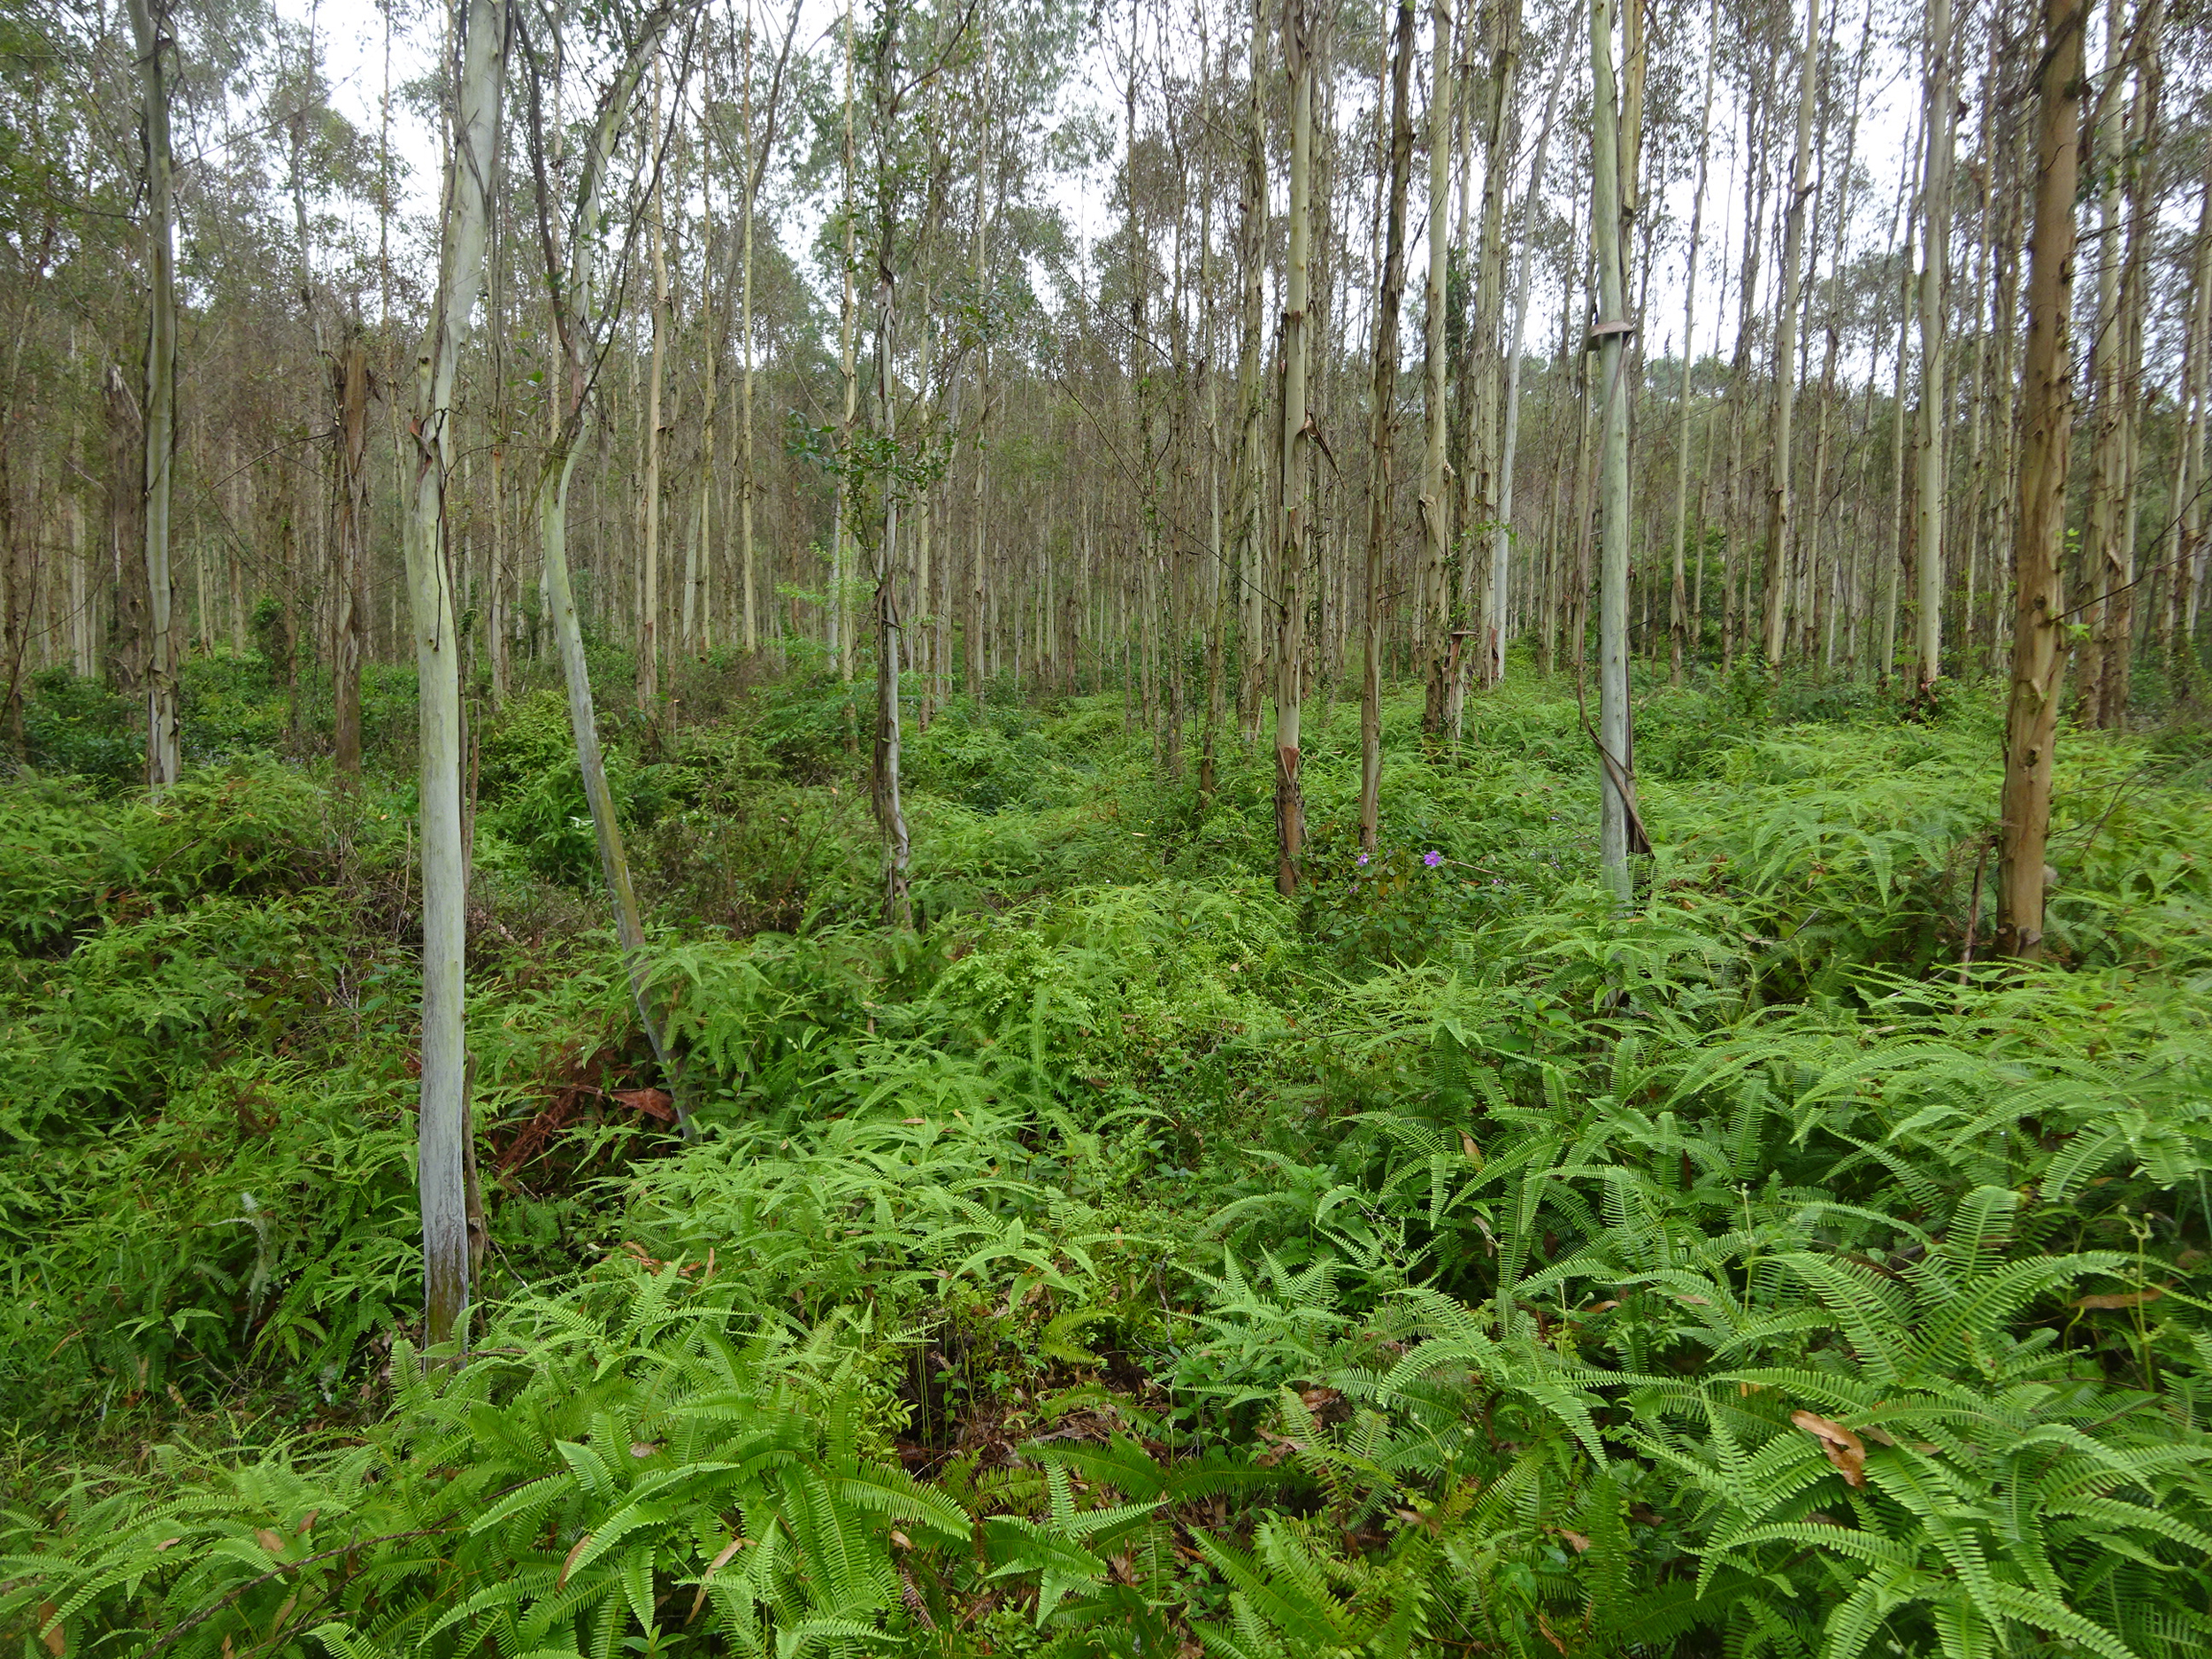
(519, 1, 682, 1141)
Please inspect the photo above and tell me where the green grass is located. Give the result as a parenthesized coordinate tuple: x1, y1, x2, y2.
(3, 657, 2208, 1658)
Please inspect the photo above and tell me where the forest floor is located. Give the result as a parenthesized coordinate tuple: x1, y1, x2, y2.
(4, 653, 2211, 1658)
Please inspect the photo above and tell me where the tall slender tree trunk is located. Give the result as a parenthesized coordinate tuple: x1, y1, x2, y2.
(1416, 0, 1452, 735)
(332, 340, 371, 777)
(1198, 30, 1227, 803)
(2088, 0, 2160, 725)
(1273, 0, 1317, 899)
(870, 3, 913, 927)
(1760, 0, 1819, 672)
(1590, 0, 1638, 902)
(1996, 0, 2085, 961)
(739, 24, 759, 654)
(964, 16, 991, 707)
(637, 62, 668, 711)
(520, 0, 681, 1139)
(1235, 0, 1270, 743)
(1670, 0, 1719, 683)
(404, 0, 506, 1350)
(1461, 0, 1517, 714)
(2167, 174, 2212, 700)
(1359, 0, 1416, 855)
(1913, 0, 1957, 695)
(832, 0, 857, 684)
(126, 0, 179, 790)
(1492, 49, 1569, 694)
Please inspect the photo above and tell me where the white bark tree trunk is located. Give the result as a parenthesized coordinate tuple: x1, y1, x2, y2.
(404, 0, 507, 1349)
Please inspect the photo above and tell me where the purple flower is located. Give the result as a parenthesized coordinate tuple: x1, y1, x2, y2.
(1356, 852, 1370, 865)
(1423, 850, 1444, 868)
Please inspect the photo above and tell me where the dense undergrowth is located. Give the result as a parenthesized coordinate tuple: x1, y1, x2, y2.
(4, 649, 2211, 1658)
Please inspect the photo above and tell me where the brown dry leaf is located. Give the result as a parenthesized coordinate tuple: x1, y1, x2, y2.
(297, 1509, 318, 1534)
(2070, 1285, 2169, 1311)
(1557, 1529, 1593, 1553)
(629, 1441, 659, 1459)
(889, 1530, 912, 1550)
(37, 1601, 64, 1657)
(1459, 1132, 1483, 1164)
(687, 1535, 752, 1623)
(1791, 1410, 1867, 1487)
(255, 1529, 285, 1555)
(154, 1537, 182, 1552)
(610, 1088, 675, 1123)
(557, 1532, 592, 1591)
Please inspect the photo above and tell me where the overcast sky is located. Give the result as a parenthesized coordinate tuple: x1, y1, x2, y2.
(280, 0, 1960, 395)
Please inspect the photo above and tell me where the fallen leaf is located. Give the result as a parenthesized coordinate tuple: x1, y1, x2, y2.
(255, 1529, 285, 1555)
(1459, 1131, 1482, 1164)
(1557, 1529, 1592, 1553)
(154, 1537, 182, 1552)
(611, 1088, 675, 1122)
(630, 1441, 659, 1458)
(890, 1529, 912, 1550)
(558, 1532, 592, 1590)
(1792, 1410, 1867, 1487)
(2070, 1285, 2169, 1311)
(297, 1510, 318, 1534)
(687, 1534, 752, 1623)
(37, 1601, 64, 1657)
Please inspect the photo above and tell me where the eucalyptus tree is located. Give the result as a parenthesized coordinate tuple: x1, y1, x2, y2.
(1358, 0, 1415, 855)
(518, 0, 685, 1135)
(1996, 0, 2085, 961)
(733, 0, 805, 657)
(1758, 0, 1816, 672)
(1491, 42, 1568, 697)
(1589, 0, 1640, 901)
(1912, 0, 1958, 695)
(405, 0, 508, 1350)
(1668, 0, 1719, 681)
(2168, 171, 2212, 698)
(1416, 0, 1451, 733)
(2083, 0, 2162, 726)
(859, 0, 975, 926)
(125, 0, 179, 789)
(1273, 0, 1317, 898)
(1233, 0, 1270, 742)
